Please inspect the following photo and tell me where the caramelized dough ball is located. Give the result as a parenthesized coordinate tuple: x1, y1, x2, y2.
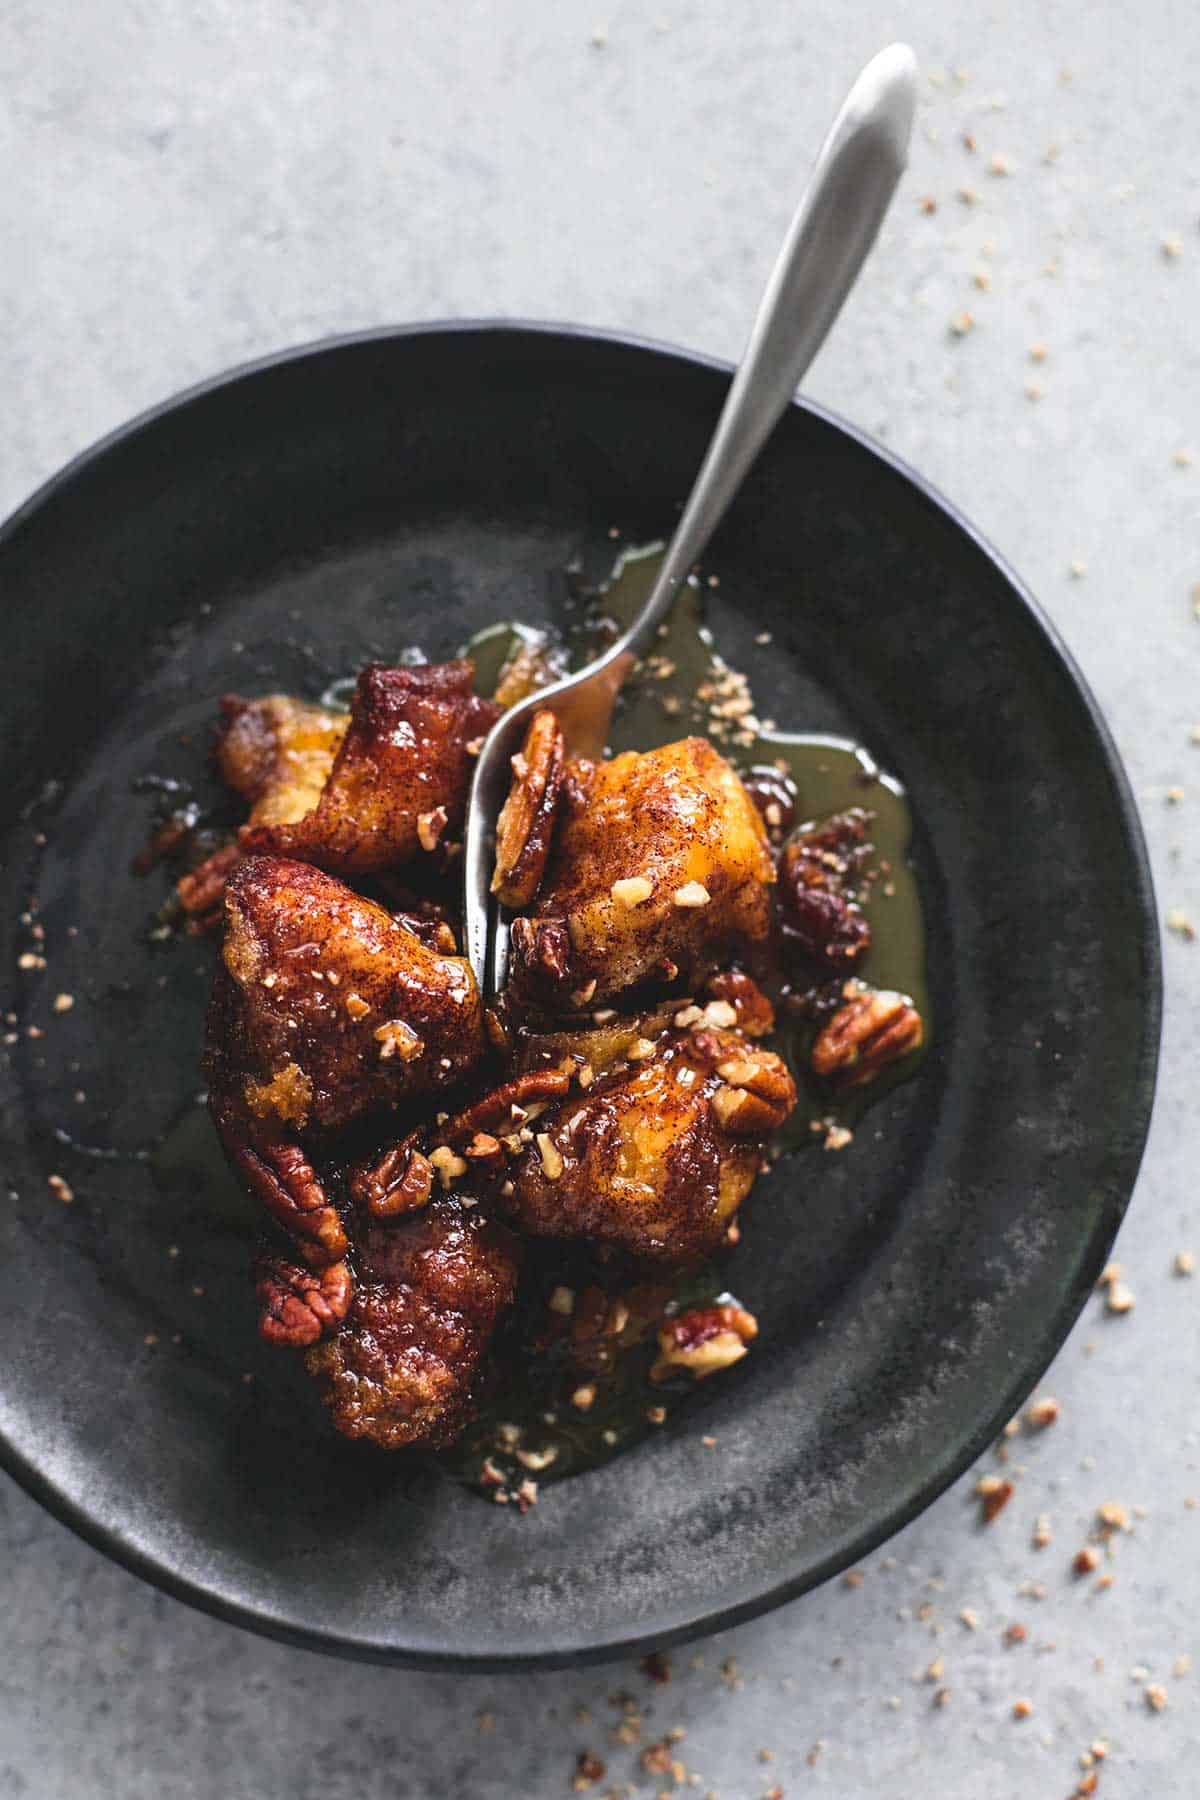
(239, 660, 497, 875)
(305, 1198, 520, 1449)
(216, 694, 349, 829)
(508, 737, 773, 1011)
(206, 855, 484, 1135)
(503, 1024, 796, 1266)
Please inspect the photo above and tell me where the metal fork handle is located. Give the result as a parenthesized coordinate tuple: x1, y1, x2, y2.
(463, 44, 918, 996)
(581, 42, 918, 675)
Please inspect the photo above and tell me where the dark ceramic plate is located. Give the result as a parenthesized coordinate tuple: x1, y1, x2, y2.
(0, 324, 1159, 1668)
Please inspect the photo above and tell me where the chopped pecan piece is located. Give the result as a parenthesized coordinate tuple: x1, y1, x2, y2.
(492, 710, 565, 909)
(651, 1303, 758, 1381)
(810, 983, 924, 1088)
(255, 1254, 352, 1346)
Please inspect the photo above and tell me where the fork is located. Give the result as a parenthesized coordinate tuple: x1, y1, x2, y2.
(463, 43, 918, 1001)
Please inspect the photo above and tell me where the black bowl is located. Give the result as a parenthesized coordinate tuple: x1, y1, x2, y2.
(0, 323, 1159, 1668)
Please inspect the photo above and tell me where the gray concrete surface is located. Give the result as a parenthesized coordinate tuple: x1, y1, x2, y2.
(1, 3, 1197, 1795)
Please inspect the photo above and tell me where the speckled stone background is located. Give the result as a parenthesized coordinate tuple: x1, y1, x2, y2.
(1, 4, 1196, 1796)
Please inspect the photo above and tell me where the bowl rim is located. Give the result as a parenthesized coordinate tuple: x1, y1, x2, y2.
(0, 318, 1162, 1669)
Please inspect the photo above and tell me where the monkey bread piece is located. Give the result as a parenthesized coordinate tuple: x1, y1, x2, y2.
(216, 694, 350, 830)
(507, 737, 774, 1012)
(501, 1024, 796, 1266)
(239, 660, 498, 875)
(177, 696, 351, 931)
(206, 855, 485, 1138)
(305, 1197, 521, 1449)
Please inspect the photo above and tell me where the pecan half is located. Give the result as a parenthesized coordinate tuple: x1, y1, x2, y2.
(698, 1036, 796, 1135)
(255, 1254, 352, 1347)
(508, 914, 572, 991)
(216, 1118, 349, 1264)
(703, 970, 775, 1038)
(778, 809, 873, 974)
(176, 842, 241, 933)
(350, 1134, 434, 1217)
(810, 984, 924, 1088)
(441, 1067, 573, 1145)
(650, 1303, 758, 1381)
(491, 710, 565, 909)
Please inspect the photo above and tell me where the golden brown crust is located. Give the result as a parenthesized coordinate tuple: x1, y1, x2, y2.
(304, 1198, 521, 1449)
(500, 1024, 796, 1266)
(239, 661, 498, 875)
(507, 737, 774, 1012)
(205, 855, 485, 1137)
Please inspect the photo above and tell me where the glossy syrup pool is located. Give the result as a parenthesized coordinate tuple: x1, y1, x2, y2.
(450, 542, 931, 1490)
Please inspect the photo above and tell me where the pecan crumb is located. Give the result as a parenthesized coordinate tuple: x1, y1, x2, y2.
(516, 1445, 558, 1472)
(1073, 1546, 1101, 1576)
(1027, 1396, 1060, 1429)
(1146, 1682, 1168, 1712)
(640, 1740, 671, 1775)
(976, 1475, 1014, 1523)
(573, 1751, 607, 1789)
(47, 1174, 74, 1203)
